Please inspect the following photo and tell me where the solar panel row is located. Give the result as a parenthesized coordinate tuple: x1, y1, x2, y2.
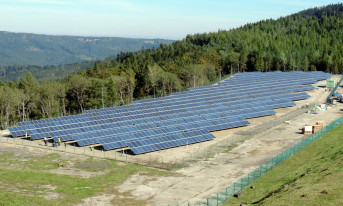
(9, 92, 300, 142)
(8, 71, 331, 154)
(9, 89, 305, 138)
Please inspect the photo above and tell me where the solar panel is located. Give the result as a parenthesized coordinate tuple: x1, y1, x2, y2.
(8, 71, 331, 154)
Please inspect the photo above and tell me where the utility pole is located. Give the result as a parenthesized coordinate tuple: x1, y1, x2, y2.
(22, 100, 25, 122)
(193, 75, 196, 88)
(102, 87, 104, 108)
(231, 64, 233, 76)
(219, 68, 222, 82)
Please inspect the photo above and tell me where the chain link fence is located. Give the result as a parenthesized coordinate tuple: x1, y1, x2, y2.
(177, 77, 343, 206)
(326, 76, 343, 103)
(198, 115, 343, 206)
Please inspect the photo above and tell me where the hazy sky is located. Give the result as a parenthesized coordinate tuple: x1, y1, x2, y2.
(0, 0, 341, 39)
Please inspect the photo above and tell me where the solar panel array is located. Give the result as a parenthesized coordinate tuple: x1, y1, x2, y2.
(8, 71, 331, 154)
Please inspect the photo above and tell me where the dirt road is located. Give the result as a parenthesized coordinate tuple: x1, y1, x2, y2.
(1, 76, 342, 206)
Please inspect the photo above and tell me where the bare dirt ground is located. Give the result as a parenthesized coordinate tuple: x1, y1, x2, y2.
(0, 75, 342, 206)
(0, 180, 60, 200)
(116, 75, 343, 205)
(74, 194, 116, 206)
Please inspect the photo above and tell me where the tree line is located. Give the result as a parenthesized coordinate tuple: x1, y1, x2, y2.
(1, 3, 343, 129)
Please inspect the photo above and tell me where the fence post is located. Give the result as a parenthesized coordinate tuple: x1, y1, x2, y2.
(217, 193, 219, 206)
(259, 166, 262, 177)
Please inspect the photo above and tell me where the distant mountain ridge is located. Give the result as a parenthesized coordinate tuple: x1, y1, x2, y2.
(289, 3, 343, 18)
(0, 31, 174, 66)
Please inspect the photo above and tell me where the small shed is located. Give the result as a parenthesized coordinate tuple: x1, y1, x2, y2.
(326, 79, 335, 88)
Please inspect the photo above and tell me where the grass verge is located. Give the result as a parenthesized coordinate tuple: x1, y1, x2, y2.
(224, 123, 343, 206)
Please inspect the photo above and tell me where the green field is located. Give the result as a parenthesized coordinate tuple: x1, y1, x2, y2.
(0, 152, 174, 206)
(224, 123, 343, 206)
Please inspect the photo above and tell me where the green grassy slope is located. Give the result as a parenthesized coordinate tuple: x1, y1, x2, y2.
(224, 123, 343, 206)
(0, 154, 174, 206)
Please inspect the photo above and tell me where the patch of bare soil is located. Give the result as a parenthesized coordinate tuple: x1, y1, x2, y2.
(0, 181, 60, 200)
(48, 167, 107, 178)
(74, 194, 116, 206)
(74, 162, 109, 168)
(0, 143, 46, 157)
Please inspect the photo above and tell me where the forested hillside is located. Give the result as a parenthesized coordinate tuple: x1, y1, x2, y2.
(0, 31, 173, 81)
(0, 4, 342, 129)
(0, 31, 173, 66)
(0, 61, 96, 82)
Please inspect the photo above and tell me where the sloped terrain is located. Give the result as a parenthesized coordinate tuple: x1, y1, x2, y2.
(225, 116, 343, 206)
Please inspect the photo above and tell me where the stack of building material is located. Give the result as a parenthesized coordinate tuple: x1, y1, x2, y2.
(312, 124, 322, 133)
(303, 124, 313, 135)
(316, 121, 326, 126)
(312, 121, 326, 133)
(303, 121, 326, 135)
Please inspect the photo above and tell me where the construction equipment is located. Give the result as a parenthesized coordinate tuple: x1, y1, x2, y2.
(332, 93, 343, 103)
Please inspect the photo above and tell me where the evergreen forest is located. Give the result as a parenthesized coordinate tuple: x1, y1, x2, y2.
(0, 3, 343, 129)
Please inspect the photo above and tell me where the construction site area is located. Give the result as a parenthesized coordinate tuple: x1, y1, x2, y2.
(0, 72, 343, 206)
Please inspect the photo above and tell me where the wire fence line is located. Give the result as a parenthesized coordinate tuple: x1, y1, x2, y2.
(3, 113, 341, 206)
(0, 132, 244, 170)
(326, 76, 343, 103)
(0, 101, 316, 171)
(0, 135, 178, 170)
(175, 78, 343, 206)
